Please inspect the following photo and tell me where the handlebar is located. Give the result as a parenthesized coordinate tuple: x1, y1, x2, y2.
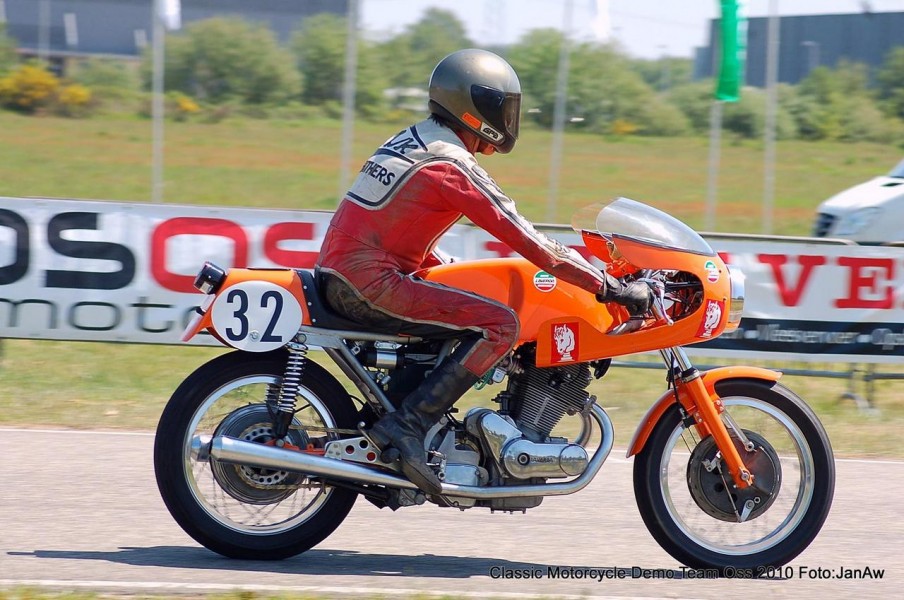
(638, 277, 673, 326)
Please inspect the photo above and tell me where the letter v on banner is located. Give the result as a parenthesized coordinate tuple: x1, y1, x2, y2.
(757, 254, 827, 307)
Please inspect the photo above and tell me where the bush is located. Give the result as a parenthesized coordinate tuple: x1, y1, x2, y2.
(321, 100, 343, 120)
(785, 61, 899, 143)
(171, 91, 200, 121)
(876, 47, 904, 120)
(71, 57, 137, 91)
(268, 101, 325, 121)
(610, 119, 639, 136)
(69, 57, 139, 111)
(54, 83, 93, 117)
(200, 102, 234, 124)
(136, 91, 202, 121)
(837, 97, 904, 143)
(666, 81, 713, 133)
(292, 13, 388, 116)
(142, 17, 301, 106)
(0, 63, 60, 112)
(629, 96, 691, 136)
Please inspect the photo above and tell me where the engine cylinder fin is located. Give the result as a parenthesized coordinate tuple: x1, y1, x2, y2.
(508, 355, 592, 442)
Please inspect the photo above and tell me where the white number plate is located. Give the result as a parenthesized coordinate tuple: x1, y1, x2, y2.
(210, 281, 303, 352)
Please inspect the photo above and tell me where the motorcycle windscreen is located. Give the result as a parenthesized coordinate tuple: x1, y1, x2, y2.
(572, 197, 715, 256)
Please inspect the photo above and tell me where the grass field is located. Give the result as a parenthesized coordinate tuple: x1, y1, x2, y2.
(1, 111, 903, 457)
(1, 339, 901, 458)
(1, 111, 900, 234)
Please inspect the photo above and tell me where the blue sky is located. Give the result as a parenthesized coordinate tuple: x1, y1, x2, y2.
(360, 0, 902, 59)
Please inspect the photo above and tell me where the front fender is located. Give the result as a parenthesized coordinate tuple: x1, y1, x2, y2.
(625, 366, 782, 458)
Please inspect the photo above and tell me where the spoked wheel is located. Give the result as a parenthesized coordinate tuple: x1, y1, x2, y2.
(154, 350, 359, 560)
(634, 379, 835, 571)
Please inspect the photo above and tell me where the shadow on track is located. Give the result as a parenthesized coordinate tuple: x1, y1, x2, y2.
(8, 547, 698, 579)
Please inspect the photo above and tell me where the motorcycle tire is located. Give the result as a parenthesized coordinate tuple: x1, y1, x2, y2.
(154, 349, 359, 560)
(633, 378, 835, 572)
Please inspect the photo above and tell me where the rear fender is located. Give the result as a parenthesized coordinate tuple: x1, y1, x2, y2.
(180, 268, 308, 351)
(180, 295, 216, 342)
(625, 366, 782, 458)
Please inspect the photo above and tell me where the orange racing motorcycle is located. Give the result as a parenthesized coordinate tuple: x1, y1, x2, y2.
(154, 197, 835, 570)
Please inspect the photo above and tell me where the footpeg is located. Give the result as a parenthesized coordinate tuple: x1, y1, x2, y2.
(427, 450, 446, 468)
(356, 421, 400, 463)
(357, 421, 381, 447)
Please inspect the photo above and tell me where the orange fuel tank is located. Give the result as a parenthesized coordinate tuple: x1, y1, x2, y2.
(421, 252, 732, 368)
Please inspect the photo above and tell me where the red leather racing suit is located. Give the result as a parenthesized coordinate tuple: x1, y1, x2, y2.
(316, 118, 608, 376)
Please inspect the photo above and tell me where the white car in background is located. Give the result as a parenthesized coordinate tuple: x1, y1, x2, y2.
(812, 158, 904, 244)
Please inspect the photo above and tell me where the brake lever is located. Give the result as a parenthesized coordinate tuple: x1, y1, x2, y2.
(638, 278, 673, 326)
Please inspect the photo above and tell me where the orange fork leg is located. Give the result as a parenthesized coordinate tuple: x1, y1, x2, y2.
(679, 375, 753, 489)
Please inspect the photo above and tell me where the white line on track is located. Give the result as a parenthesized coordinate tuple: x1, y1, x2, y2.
(0, 579, 700, 600)
(0, 427, 154, 437)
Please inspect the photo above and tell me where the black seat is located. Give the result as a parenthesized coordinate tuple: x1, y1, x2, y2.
(298, 270, 463, 342)
(296, 269, 369, 331)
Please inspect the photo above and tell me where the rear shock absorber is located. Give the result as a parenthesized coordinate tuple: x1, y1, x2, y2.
(271, 339, 308, 441)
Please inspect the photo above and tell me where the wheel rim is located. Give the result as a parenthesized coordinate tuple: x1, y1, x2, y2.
(658, 396, 815, 555)
(182, 375, 338, 535)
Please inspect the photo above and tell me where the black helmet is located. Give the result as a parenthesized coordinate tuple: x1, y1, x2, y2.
(428, 49, 522, 154)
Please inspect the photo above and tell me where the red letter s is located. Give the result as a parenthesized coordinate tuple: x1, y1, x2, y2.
(152, 217, 248, 293)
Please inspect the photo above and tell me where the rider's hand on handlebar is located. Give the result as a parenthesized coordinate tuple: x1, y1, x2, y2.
(596, 274, 654, 317)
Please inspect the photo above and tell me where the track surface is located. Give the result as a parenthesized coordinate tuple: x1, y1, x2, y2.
(1, 428, 900, 599)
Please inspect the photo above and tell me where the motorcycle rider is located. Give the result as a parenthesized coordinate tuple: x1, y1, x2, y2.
(315, 48, 652, 495)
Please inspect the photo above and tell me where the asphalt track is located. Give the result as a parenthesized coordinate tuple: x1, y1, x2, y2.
(1, 428, 900, 599)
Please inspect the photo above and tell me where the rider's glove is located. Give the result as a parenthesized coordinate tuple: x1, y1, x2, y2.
(596, 273, 653, 317)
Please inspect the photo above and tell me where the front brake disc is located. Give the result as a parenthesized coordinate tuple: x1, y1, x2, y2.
(686, 429, 782, 522)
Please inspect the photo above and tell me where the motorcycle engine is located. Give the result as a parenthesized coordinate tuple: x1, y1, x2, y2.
(448, 345, 596, 511)
(504, 345, 593, 443)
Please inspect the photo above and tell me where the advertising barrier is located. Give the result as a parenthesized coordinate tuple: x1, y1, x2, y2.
(2, 196, 903, 363)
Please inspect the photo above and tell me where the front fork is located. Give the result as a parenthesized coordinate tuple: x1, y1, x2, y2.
(663, 347, 754, 489)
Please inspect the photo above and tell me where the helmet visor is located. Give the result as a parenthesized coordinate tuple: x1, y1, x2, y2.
(471, 85, 521, 153)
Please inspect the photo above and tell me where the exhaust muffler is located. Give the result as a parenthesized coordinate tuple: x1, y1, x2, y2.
(206, 434, 419, 490)
(201, 404, 614, 499)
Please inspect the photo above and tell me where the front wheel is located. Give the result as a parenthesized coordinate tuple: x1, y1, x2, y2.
(633, 379, 835, 571)
(154, 350, 359, 560)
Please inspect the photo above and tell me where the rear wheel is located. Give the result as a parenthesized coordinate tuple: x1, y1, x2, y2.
(633, 379, 835, 571)
(154, 350, 359, 560)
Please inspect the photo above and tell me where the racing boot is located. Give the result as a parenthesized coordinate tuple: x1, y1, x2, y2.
(369, 359, 478, 495)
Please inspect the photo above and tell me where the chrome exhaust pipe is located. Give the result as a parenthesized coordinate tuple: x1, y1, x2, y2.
(210, 434, 419, 490)
(204, 404, 614, 499)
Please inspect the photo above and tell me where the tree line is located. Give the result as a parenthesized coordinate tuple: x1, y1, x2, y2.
(2, 10, 904, 144)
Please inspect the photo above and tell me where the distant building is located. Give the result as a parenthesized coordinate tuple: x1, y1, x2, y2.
(695, 11, 904, 87)
(1, 0, 348, 61)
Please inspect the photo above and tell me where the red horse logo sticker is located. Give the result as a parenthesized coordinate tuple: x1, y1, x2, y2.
(696, 300, 724, 338)
(552, 322, 579, 363)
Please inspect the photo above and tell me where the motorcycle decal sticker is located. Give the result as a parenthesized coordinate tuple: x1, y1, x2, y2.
(704, 260, 720, 283)
(696, 300, 724, 338)
(210, 280, 303, 352)
(533, 270, 557, 292)
(552, 322, 579, 363)
(462, 112, 481, 129)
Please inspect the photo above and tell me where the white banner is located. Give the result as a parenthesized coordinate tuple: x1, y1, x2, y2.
(0, 197, 332, 345)
(2, 197, 903, 361)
